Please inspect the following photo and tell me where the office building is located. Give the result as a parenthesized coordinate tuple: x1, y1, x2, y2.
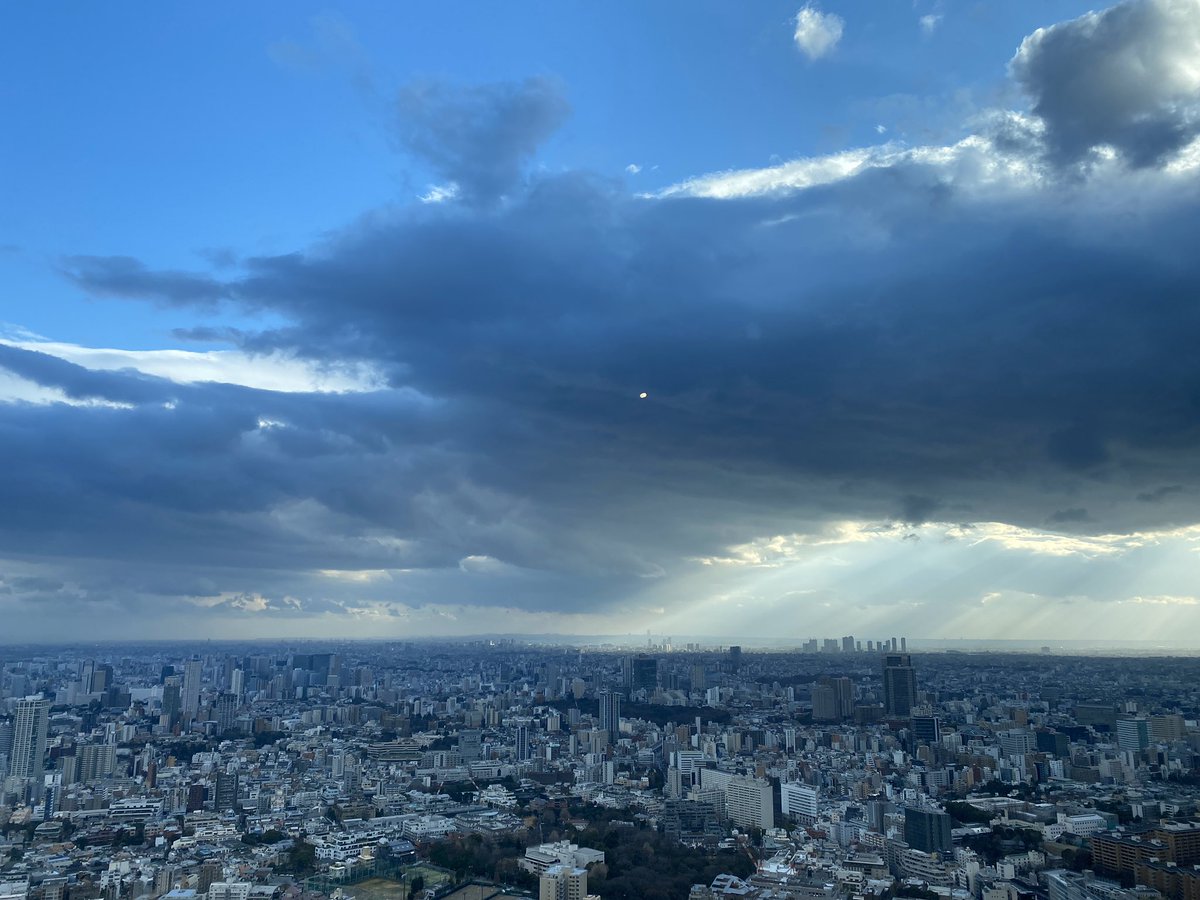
(215, 771, 239, 811)
(883, 653, 917, 718)
(780, 783, 819, 824)
(1116, 717, 1150, 752)
(912, 716, 941, 744)
(162, 676, 182, 721)
(182, 657, 202, 718)
(598, 690, 622, 743)
(728, 646, 742, 672)
(999, 729, 1036, 759)
(458, 729, 482, 762)
(515, 723, 531, 762)
(905, 806, 952, 854)
(724, 774, 775, 831)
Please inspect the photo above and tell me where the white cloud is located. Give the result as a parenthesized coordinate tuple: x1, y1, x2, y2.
(1, 339, 385, 394)
(920, 14, 943, 35)
(625, 163, 642, 175)
(1010, 0, 1200, 167)
(653, 133, 1051, 200)
(1126, 594, 1199, 606)
(0, 368, 134, 409)
(419, 182, 460, 204)
(698, 521, 1200, 568)
(793, 5, 844, 60)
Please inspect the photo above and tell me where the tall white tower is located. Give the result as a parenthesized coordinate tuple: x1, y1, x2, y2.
(182, 657, 202, 717)
(10, 695, 50, 780)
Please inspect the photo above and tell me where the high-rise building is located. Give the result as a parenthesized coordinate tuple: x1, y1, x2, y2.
(999, 729, 1036, 759)
(162, 676, 182, 722)
(9, 695, 50, 781)
(728, 646, 742, 673)
(1117, 717, 1150, 752)
(515, 723, 531, 762)
(630, 655, 658, 692)
(92, 664, 114, 693)
(724, 775, 775, 831)
(215, 771, 240, 811)
(842, 636, 855, 653)
(230, 668, 244, 700)
(182, 657, 202, 718)
(812, 682, 840, 721)
(598, 690, 622, 743)
(0, 720, 13, 771)
(215, 693, 238, 734)
(812, 676, 853, 720)
(780, 783, 819, 824)
(539, 864, 588, 900)
(905, 806, 952, 854)
(911, 716, 941, 744)
(458, 729, 482, 762)
(77, 741, 116, 783)
(882, 653, 917, 718)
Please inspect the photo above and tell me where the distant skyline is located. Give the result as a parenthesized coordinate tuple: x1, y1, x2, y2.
(4, 1, 1200, 642)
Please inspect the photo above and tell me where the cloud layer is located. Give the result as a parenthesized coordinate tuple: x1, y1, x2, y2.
(5, 0, 1200, 640)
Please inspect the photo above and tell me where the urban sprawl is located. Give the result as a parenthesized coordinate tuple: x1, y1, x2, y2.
(2, 640, 1200, 900)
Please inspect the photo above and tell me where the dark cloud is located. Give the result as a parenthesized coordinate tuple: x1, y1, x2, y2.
(12, 9, 1200, 627)
(1137, 484, 1184, 503)
(898, 496, 942, 525)
(22, 153, 1200, 613)
(60, 255, 228, 308)
(1010, 0, 1200, 167)
(1048, 508, 1089, 524)
(0, 343, 172, 405)
(395, 76, 571, 206)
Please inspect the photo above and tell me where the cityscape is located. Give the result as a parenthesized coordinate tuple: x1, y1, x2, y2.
(3, 640, 1200, 900)
(6, 0, 1200, 899)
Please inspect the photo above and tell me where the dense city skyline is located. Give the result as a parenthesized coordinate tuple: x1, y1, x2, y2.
(5, 0, 1200, 640)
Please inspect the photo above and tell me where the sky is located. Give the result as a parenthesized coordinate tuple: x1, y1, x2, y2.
(4, 0, 1200, 644)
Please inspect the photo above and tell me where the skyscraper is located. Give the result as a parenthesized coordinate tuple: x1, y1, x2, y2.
(630, 655, 658, 692)
(215, 771, 240, 811)
(215, 693, 238, 734)
(882, 653, 917, 718)
(598, 690, 622, 743)
(515, 723, 531, 762)
(1116, 717, 1150, 752)
(162, 676, 182, 722)
(182, 657, 202, 718)
(10, 695, 50, 781)
(905, 806, 952, 853)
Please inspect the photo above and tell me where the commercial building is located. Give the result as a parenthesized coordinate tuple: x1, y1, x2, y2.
(904, 806, 951, 854)
(598, 691, 622, 743)
(882, 654, 916, 718)
(724, 775, 775, 831)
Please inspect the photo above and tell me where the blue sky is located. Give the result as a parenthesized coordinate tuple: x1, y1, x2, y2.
(3, 0, 1200, 643)
(2, 1, 1097, 347)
